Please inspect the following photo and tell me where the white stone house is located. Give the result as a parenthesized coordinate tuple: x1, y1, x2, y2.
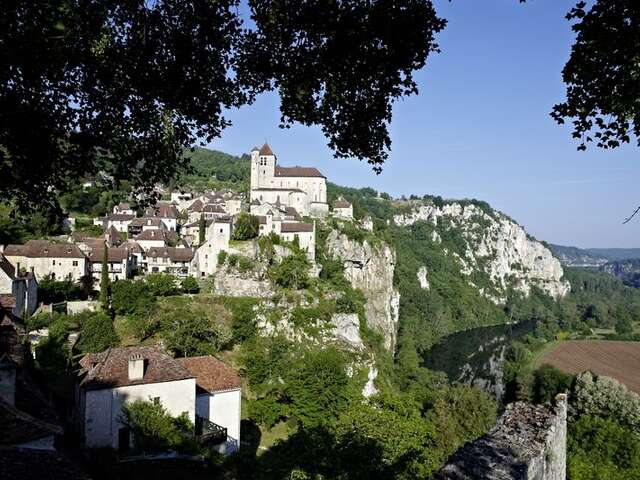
(144, 202, 179, 231)
(76, 346, 240, 454)
(191, 218, 232, 278)
(279, 222, 316, 262)
(176, 356, 241, 454)
(4, 240, 88, 282)
(332, 197, 353, 219)
(249, 143, 328, 217)
(86, 246, 136, 282)
(128, 217, 166, 236)
(146, 247, 194, 277)
(170, 190, 194, 211)
(113, 202, 135, 216)
(134, 229, 169, 251)
(0, 255, 38, 317)
(94, 213, 136, 233)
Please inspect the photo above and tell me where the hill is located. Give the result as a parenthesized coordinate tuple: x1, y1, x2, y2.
(549, 244, 640, 266)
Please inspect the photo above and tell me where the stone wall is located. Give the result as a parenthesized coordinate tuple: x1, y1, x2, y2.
(436, 394, 567, 480)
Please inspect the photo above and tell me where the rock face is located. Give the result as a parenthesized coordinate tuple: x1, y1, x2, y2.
(330, 313, 364, 349)
(417, 266, 430, 290)
(325, 230, 400, 350)
(436, 394, 567, 480)
(600, 259, 640, 287)
(394, 203, 570, 303)
(213, 265, 274, 298)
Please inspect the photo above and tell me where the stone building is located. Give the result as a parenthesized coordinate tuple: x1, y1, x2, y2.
(332, 197, 353, 219)
(3, 240, 88, 282)
(0, 254, 38, 318)
(436, 394, 567, 480)
(250, 143, 328, 217)
(76, 346, 241, 454)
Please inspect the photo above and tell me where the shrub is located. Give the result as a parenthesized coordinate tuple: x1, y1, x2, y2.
(160, 310, 232, 357)
(181, 275, 200, 294)
(249, 396, 288, 429)
(268, 252, 310, 290)
(38, 276, 86, 304)
(237, 256, 254, 273)
(233, 212, 259, 240)
(111, 280, 154, 316)
(146, 273, 178, 296)
(217, 250, 228, 266)
(533, 364, 573, 404)
(75, 311, 119, 353)
(120, 399, 197, 453)
(223, 297, 258, 342)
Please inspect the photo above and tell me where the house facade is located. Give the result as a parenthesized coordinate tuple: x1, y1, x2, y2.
(249, 143, 328, 217)
(146, 247, 194, 277)
(76, 346, 240, 454)
(332, 197, 354, 219)
(4, 240, 88, 282)
(0, 254, 38, 318)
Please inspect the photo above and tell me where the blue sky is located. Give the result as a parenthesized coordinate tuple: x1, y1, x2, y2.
(209, 0, 640, 248)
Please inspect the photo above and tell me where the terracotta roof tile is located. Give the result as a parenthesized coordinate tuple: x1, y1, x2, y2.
(274, 166, 325, 178)
(176, 356, 240, 393)
(0, 255, 15, 279)
(79, 346, 194, 391)
(259, 143, 274, 156)
(280, 222, 314, 233)
(4, 241, 85, 259)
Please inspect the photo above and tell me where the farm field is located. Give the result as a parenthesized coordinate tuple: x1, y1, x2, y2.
(539, 340, 640, 393)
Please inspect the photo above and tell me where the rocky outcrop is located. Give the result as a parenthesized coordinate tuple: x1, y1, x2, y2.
(600, 259, 640, 287)
(394, 203, 570, 303)
(417, 266, 430, 290)
(213, 265, 274, 298)
(436, 394, 567, 480)
(325, 230, 400, 350)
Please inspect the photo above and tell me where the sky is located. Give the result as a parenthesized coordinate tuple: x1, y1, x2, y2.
(208, 1, 640, 249)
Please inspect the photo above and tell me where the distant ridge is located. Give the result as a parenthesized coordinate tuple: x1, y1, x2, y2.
(550, 244, 640, 267)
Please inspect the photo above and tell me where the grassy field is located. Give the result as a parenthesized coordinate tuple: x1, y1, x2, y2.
(539, 340, 640, 393)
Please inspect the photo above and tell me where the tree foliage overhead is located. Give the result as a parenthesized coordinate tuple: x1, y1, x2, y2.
(1, 0, 445, 206)
(552, 1, 640, 152)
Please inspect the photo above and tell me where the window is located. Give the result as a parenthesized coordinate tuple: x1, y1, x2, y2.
(52, 260, 55, 266)
(219, 228, 223, 233)
(72, 260, 78, 266)
(153, 397, 160, 405)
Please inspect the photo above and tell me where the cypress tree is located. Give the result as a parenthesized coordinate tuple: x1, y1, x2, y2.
(198, 213, 206, 245)
(99, 243, 111, 310)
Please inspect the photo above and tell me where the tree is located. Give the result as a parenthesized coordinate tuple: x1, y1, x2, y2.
(145, 273, 178, 297)
(533, 364, 573, 404)
(120, 399, 196, 453)
(552, 1, 640, 154)
(111, 280, 154, 316)
(285, 348, 352, 429)
(160, 310, 232, 357)
(181, 275, 200, 294)
(268, 252, 310, 290)
(99, 245, 110, 310)
(233, 212, 259, 241)
(1, 1, 445, 207)
(75, 311, 119, 354)
(198, 213, 206, 245)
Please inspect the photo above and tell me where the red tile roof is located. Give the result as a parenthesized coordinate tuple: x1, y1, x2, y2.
(4, 241, 85, 259)
(146, 247, 194, 262)
(79, 346, 194, 391)
(0, 255, 15, 279)
(274, 166, 325, 178)
(259, 143, 274, 156)
(176, 356, 240, 393)
(86, 246, 129, 263)
(280, 222, 314, 233)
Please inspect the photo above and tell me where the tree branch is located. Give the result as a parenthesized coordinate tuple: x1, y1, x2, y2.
(623, 205, 640, 224)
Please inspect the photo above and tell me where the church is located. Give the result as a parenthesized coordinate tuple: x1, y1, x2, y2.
(249, 143, 328, 217)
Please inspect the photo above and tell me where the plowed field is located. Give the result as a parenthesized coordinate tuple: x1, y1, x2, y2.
(540, 340, 640, 393)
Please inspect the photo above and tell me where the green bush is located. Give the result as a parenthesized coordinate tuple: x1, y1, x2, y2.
(268, 253, 310, 290)
(111, 280, 154, 316)
(237, 256, 254, 273)
(233, 212, 259, 240)
(75, 311, 119, 354)
(120, 399, 198, 453)
(217, 250, 228, 266)
(532, 364, 573, 404)
(160, 310, 232, 357)
(181, 275, 200, 294)
(249, 396, 288, 429)
(146, 273, 178, 296)
(222, 297, 258, 342)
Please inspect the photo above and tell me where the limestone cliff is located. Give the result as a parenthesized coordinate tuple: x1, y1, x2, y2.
(394, 202, 569, 303)
(324, 230, 400, 350)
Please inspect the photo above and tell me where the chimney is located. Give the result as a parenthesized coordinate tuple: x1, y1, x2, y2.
(15, 262, 20, 277)
(128, 353, 145, 381)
